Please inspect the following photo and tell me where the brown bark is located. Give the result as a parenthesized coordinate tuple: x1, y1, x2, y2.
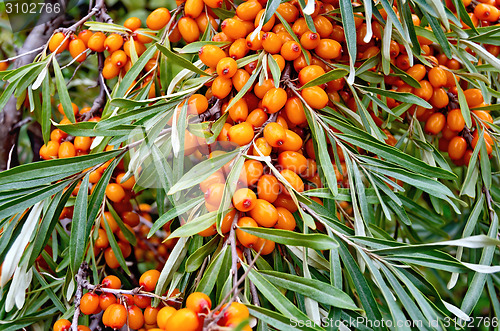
(0, 3, 69, 171)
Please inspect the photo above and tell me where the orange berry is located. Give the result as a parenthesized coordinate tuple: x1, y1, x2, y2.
(302, 86, 328, 109)
(254, 78, 274, 99)
(157, 306, 177, 329)
(49, 33, 69, 54)
(314, 39, 341, 59)
(262, 87, 287, 114)
(104, 34, 124, 53)
(406, 64, 426, 81)
(199, 45, 226, 68)
(106, 304, 127, 329)
(239, 159, 264, 186)
(221, 302, 250, 324)
(448, 136, 467, 160)
(88, 32, 106, 52)
(53, 319, 71, 331)
(74, 136, 92, 152)
(217, 57, 238, 79)
(81, 292, 100, 315)
(254, 237, 275, 255)
(429, 88, 449, 109)
(127, 305, 145, 330)
(164, 308, 200, 331)
(233, 188, 257, 212)
(203, 0, 223, 9)
(281, 41, 302, 61)
(186, 292, 212, 314)
(236, 216, 259, 247)
(284, 97, 307, 125)
(425, 112, 446, 135)
(257, 174, 280, 203)
(57, 102, 79, 115)
(255, 9, 275, 32)
(69, 38, 87, 62)
(464, 89, 484, 107)
(253, 137, 272, 156)
(204, 183, 225, 206)
(447, 109, 465, 131)
(58, 141, 76, 159)
(249, 199, 278, 227)
(221, 18, 247, 40)
(275, 207, 296, 230)
(185, 0, 204, 18)
(139, 269, 161, 292)
(472, 110, 493, 128)
(246, 108, 268, 128)
(262, 32, 283, 54)
(124, 17, 142, 31)
(232, 69, 251, 92)
(228, 122, 254, 146)
(143, 306, 159, 325)
(105, 183, 126, 203)
(104, 248, 120, 268)
(101, 211, 119, 233)
(99, 293, 117, 311)
(299, 65, 325, 86)
(95, 228, 109, 249)
(147, 8, 171, 30)
(116, 173, 136, 190)
(278, 151, 308, 174)
(178, 17, 200, 43)
(237, 0, 263, 20)
(212, 76, 233, 99)
(110, 50, 128, 67)
(102, 275, 121, 289)
(264, 122, 286, 147)
(102, 62, 120, 80)
(428, 67, 447, 88)
(280, 169, 304, 192)
(123, 39, 146, 57)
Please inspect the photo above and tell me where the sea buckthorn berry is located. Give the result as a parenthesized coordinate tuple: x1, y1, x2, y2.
(217, 57, 238, 79)
(474, 3, 498, 21)
(77, 326, 90, 331)
(228, 122, 254, 146)
(101, 211, 119, 233)
(233, 188, 257, 212)
(50, 129, 67, 143)
(253, 137, 272, 156)
(221, 18, 247, 40)
(165, 308, 200, 331)
(254, 79, 274, 99)
(275, 207, 296, 231)
(135, 29, 155, 44)
(199, 45, 226, 68)
(448, 136, 467, 160)
(102, 62, 120, 79)
(203, 0, 223, 8)
(313, 15, 333, 38)
(53, 319, 71, 331)
(104, 248, 120, 268)
(104, 34, 124, 53)
(105, 179, 127, 201)
(232, 69, 251, 92)
(237, 0, 263, 20)
(314, 39, 341, 59)
(471, 130, 494, 149)
(143, 306, 159, 325)
(57, 102, 79, 115)
(122, 211, 140, 227)
(262, 32, 283, 54)
(77, 30, 93, 47)
(212, 76, 233, 99)
(185, 0, 204, 18)
(406, 64, 426, 82)
(274, 192, 298, 213)
(88, 32, 106, 52)
(236, 216, 259, 247)
(277, 2, 299, 22)
(278, 151, 308, 174)
(147, 8, 171, 30)
(102, 275, 121, 289)
(187, 94, 209, 115)
(257, 174, 280, 203)
(116, 173, 135, 190)
(186, 292, 212, 314)
(127, 305, 145, 330)
(95, 228, 109, 249)
(74, 136, 92, 152)
(249, 199, 279, 227)
(473, 110, 493, 128)
(262, 87, 287, 114)
(196, 13, 218, 32)
(239, 160, 264, 187)
(106, 304, 127, 329)
(413, 80, 433, 101)
(246, 108, 268, 128)
(299, 65, 325, 86)
(69, 38, 87, 62)
(58, 141, 76, 159)
(139, 270, 160, 292)
(205, 182, 225, 205)
(254, 237, 275, 255)
(428, 67, 447, 88)
(110, 50, 128, 67)
(178, 17, 200, 43)
(157, 307, 177, 329)
(221, 302, 250, 324)
(464, 89, 484, 107)
(447, 109, 466, 131)
(124, 39, 147, 57)
(99, 293, 117, 311)
(229, 39, 249, 60)
(280, 169, 304, 192)
(300, 31, 321, 50)
(429, 88, 449, 109)
(80, 292, 100, 315)
(281, 41, 302, 61)
(425, 112, 446, 135)
(124, 17, 142, 31)
(49, 33, 69, 54)
(246, 31, 264, 51)
(200, 172, 225, 193)
(39, 141, 59, 160)
(255, 9, 275, 31)
(302, 86, 328, 109)
(264, 122, 286, 147)
(133, 295, 152, 309)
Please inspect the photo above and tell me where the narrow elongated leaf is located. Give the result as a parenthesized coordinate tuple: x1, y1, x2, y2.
(185, 236, 220, 272)
(246, 305, 319, 331)
(157, 44, 207, 76)
(168, 211, 217, 239)
(300, 70, 349, 89)
(148, 196, 204, 237)
(240, 227, 338, 250)
(196, 246, 229, 294)
(69, 175, 89, 273)
(53, 60, 75, 123)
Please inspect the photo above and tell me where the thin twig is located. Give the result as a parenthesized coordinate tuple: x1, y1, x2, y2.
(72, 263, 89, 331)
(0, 47, 44, 63)
(244, 248, 260, 306)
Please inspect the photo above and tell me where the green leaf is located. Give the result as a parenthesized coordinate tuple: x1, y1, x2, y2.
(168, 211, 217, 239)
(300, 69, 348, 89)
(185, 236, 220, 272)
(178, 41, 231, 53)
(338, 0, 357, 84)
(106, 201, 137, 246)
(359, 85, 432, 109)
(116, 44, 157, 98)
(69, 174, 89, 273)
(53, 60, 75, 123)
(196, 245, 229, 294)
(148, 196, 204, 238)
(41, 74, 51, 144)
(239, 227, 338, 250)
(102, 206, 131, 274)
(156, 44, 208, 77)
(246, 305, 320, 331)
(260, 270, 359, 310)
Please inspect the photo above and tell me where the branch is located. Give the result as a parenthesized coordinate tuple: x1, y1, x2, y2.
(244, 248, 260, 307)
(72, 263, 89, 331)
(80, 53, 107, 121)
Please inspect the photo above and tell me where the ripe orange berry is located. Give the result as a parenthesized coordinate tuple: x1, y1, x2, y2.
(49, 33, 69, 54)
(472, 110, 493, 128)
(448, 136, 467, 160)
(87, 32, 106, 52)
(249, 199, 278, 227)
(57, 102, 79, 115)
(78, 30, 93, 47)
(299, 65, 325, 86)
(102, 275, 121, 289)
(281, 41, 302, 61)
(280, 169, 304, 192)
(428, 67, 447, 88)
(221, 302, 250, 324)
(69, 38, 87, 62)
(186, 292, 212, 314)
(106, 304, 127, 329)
(300, 31, 321, 50)
(254, 78, 274, 99)
(185, 0, 204, 18)
(99, 293, 117, 311)
(273, 192, 298, 213)
(77, 326, 91, 331)
(262, 87, 287, 114)
(116, 173, 135, 190)
(262, 32, 283, 54)
(199, 45, 226, 68)
(257, 175, 280, 203)
(58, 141, 76, 159)
(314, 39, 341, 59)
(246, 108, 268, 128)
(127, 305, 145, 330)
(102, 62, 120, 79)
(264, 122, 286, 147)
(430, 88, 449, 109)
(221, 18, 247, 40)
(147, 8, 171, 30)
(139, 269, 161, 292)
(124, 17, 142, 31)
(123, 39, 146, 57)
(217, 57, 238, 79)
(239, 160, 264, 186)
(275, 207, 296, 230)
(413, 80, 433, 101)
(254, 237, 275, 255)
(406, 64, 426, 82)
(104, 34, 124, 53)
(95, 228, 109, 249)
(53, 319, 71, 331)
(178, 17, 200, 43)
(237, 0, 263, 20)
(212, 76, 233, 99)
(143, 306, 159, 325)
(278, 151, 308, 174)
(204, 182, 225, 206)
(39, 141, 60, 160)
(228, 122, 254, 146)
(110, 50, 128, 67)
(447, 109, 466, 131)
(233, 188, 257, 212)
(101, 211, 119, 233)
(81, 292, 100, 315)
(302, 86, 328, 109)
(284, 97, 307, 125)
(105, 183, 126, 203)
(255, 9, 275, 31)
(104, 248, 120, 268)
(463, 89, 484, 107)
(246, 31, 264, 51)
(164, 308, 200, 331)
(157, 306, 177, 329)
(236, 216, 259, 247)
(74, 136, 92, 152)
(425, 112, 446, 135)
(253, 137, 272, 156)
(203, 0, 223, 8)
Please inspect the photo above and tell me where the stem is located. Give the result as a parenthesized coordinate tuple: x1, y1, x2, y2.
(81, 53, 107, 121)
(244, 248, 260, 306)
(72, 263, 89, 331)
